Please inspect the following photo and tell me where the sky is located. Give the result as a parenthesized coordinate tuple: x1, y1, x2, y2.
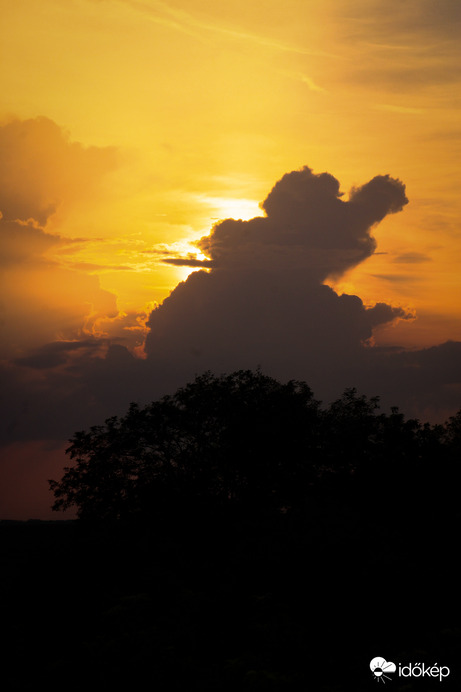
(1, 0, 461, 518)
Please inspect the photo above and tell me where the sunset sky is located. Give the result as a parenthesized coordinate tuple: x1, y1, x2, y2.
(1, 0, 461, 518)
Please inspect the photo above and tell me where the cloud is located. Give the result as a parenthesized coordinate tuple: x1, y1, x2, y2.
(66, 261, 135, 272)
(357, 65, 461, 92)
(0, 116, 117, 225)
(393, 252, 431, 264)
(370, 273, 424, 283)
(341, 0, 461, 43)
(365, 302, 414, 328)
(357, 341, 461, 423)
(0, 260, 118, 359)
(120, 0, 325, 57)
(382, 0, 461, 40)
(0, 117, 122, 360)
(195, 167, 407, 281)
(13, 338, 106, 370)
(0, 217, 63, 266)
(162, 257, 214, 268)
(283, 71, 326, 93)
(335, 0, 461, 94)
(144, 166, 411, 394)
(0, 165, 418, 446)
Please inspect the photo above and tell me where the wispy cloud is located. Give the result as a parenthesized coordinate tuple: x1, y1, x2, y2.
(119, 0, 334, 57)
(66, 261, 135, 272)
(282, 71, 326, 93)
(162, 257, 214, 268)
(370, 273, 424, 283)
(393, 252, 431, 264)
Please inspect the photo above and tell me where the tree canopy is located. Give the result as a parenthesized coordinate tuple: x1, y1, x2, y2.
(49, 369, 461, 522)
(42, 370, 461, 690)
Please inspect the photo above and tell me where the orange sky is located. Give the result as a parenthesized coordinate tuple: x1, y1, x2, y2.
(2, 1, 461, 519)
(1, 0, 460, 358)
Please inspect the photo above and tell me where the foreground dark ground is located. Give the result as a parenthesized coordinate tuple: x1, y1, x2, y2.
(4, 373, 461, 689)
(2, 483, 460, 691)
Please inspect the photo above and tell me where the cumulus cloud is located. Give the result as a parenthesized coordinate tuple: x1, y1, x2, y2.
(195, 167, 407, 281)
(144, 166, 411, 392)
(0, 216, 118, 361)
(0, 117, 122, 360)
(0, 260, 118, 359)
(0, 116, 117, 225)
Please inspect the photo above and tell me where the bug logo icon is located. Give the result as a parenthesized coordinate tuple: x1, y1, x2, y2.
(370, 657, 397, 683)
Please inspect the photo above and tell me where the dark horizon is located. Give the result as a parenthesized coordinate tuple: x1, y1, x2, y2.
(2, 370, 460, 689)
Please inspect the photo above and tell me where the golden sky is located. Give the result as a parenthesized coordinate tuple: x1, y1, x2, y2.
(2, 0, 460, 355)
(2, 0, 461, 519)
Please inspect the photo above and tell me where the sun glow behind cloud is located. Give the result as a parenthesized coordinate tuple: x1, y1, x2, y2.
(1, 0, 461, 351)
(196, 195, 264, 223)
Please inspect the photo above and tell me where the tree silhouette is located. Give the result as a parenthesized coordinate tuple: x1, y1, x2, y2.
(49, 370, 321, 520)
(38, 371, 461, 689)
(49, 369, 461, 524)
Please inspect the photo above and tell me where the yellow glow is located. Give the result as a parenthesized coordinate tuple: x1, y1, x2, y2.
(1, 0, 460, 353)
(196, 195, 264, 222)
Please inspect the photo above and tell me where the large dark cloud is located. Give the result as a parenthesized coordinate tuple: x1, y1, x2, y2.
(195, 167, 408, 281)
(144, 166, 411, 392)
(3, 164, 458, 432)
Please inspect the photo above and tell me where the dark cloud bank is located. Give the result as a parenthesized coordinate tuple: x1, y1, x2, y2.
(140, 167, 461, 423)
(2, 163, 461, 517)
(145, 167, 411, 381)
(4, 165, 461, 437)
